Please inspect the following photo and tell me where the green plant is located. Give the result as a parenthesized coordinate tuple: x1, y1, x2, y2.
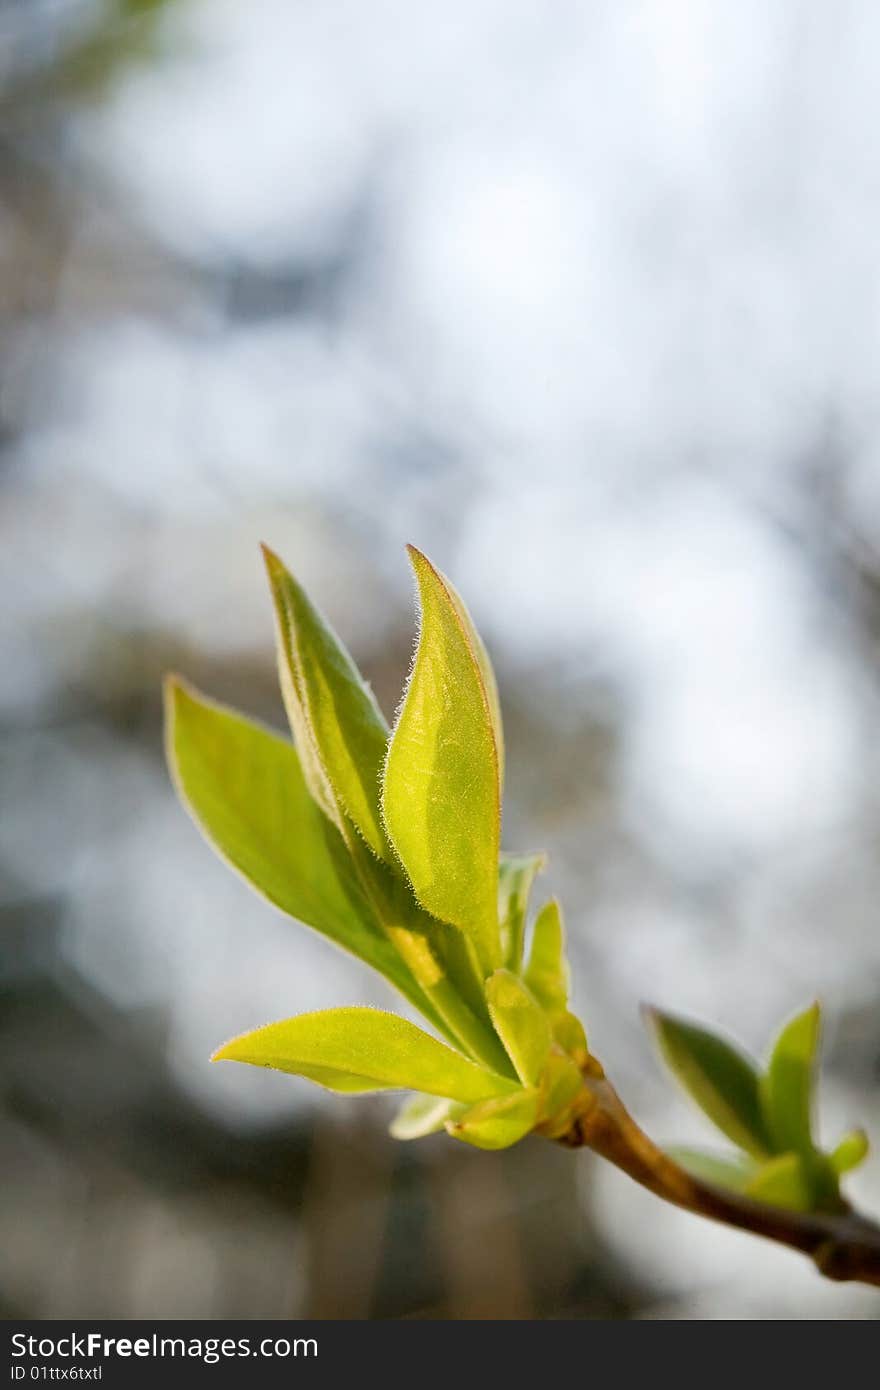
(165, 545, 880, 1286)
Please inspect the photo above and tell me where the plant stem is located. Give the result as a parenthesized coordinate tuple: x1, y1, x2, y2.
(552, 1069, 880, 1288)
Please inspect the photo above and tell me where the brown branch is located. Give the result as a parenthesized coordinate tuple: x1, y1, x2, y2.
(548, 1069, 880, 1288)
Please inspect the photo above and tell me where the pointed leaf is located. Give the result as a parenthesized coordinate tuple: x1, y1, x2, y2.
(761, 1002, 821, 1159)
(745, 1153, 812, 1212)
(165, 678, 436, 1017)
(446, 1089, 539, 1150)
(258, 553, 508, 1063)
(212, 1007, 518, 1102)
(646, 1008, 772, 1158)
(382, 547, 502, 974)
(262, 546, 390, 858)
(538, 1053, 584, 1121)
(444, 574, 505, 789)
(829, 1129, 869, 1177)
(666, 1146, 756, 1193)
(498, 852, 546, 970)
(524, 899, 570, 1017)
(390, 1093, 461, 1140)
(521, 900, 587, 1063)
(552, 1010, 589, 1064)
(486, 970, 553, 1086)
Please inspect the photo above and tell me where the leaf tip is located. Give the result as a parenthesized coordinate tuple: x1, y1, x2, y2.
(831, 1127, 870, 1175)
(211, 1031, 255, 1064)
(211, 1026, 259, 1064)
(162, 673, 192, 779)
(163, 670, 188, 709)
(640, 1003, 677, 1060)
(404, 543, 440, 585)
(260, 542, 289, 592)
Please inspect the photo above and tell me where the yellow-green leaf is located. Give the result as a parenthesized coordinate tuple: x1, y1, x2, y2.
(330, 846, 512, 1075)
(498, 852, 546, 970)
(646, 1008, 772, 1158)
(523, 899, 570, 1017)
(213, 1007, 519, 1102)
(445, 1089, 539, 1150)
(165, 678, 438, 1021)
(667, 1146, 756, 1193)
(552, 1010, 589, 1064)
(745, 1152, 813, 1212)
(520, 900, 586, 1062)
(829, 1129, 869, 1177)
(486, 969, 553, 1086)
(257, 551, 510, 1065)
(444, 574, 505, 789)
(262, 545, 390, 859)
(390, 1093, 462, 1140)
(381, 546, 503, 973)
(760, 1002, 821, 1160)
(538, 1053, 584, 1121)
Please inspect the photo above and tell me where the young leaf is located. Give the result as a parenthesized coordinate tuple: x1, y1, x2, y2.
(523, 899, 570, 1018)
(337, 846, 513, 1076)
(258, 553, 508, 1067)
(390, 1094, 462, 1140)
(382, 546, 502, 975)
(666, 1146, 756, 1193)
(445, 1089, 539, 1150)
(645, 1008, 772, 1158)
(165, 678, 439, 1022)
(745, 1153, 813, 1212)
(498, 852, 546, 970)
(829, 1129, 869, 1177)
(538, 1053, 584, 1121)
(760, 1002, 821, 1160)
(486, 970, 553, 1086)
(520, 900, 587, 1062)
(213, 1007, 519, 1103)
(443, 574, 505, 788)
(262, 546, 390, 859)
(552, 1011, 589, 1064)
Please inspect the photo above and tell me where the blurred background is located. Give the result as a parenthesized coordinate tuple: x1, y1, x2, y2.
(3, 0, 880, 1320)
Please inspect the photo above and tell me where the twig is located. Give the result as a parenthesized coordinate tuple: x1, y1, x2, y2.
(550, 1069, 880, 1288)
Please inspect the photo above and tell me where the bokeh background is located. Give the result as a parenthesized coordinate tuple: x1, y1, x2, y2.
(3, 0, 880, 1320)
